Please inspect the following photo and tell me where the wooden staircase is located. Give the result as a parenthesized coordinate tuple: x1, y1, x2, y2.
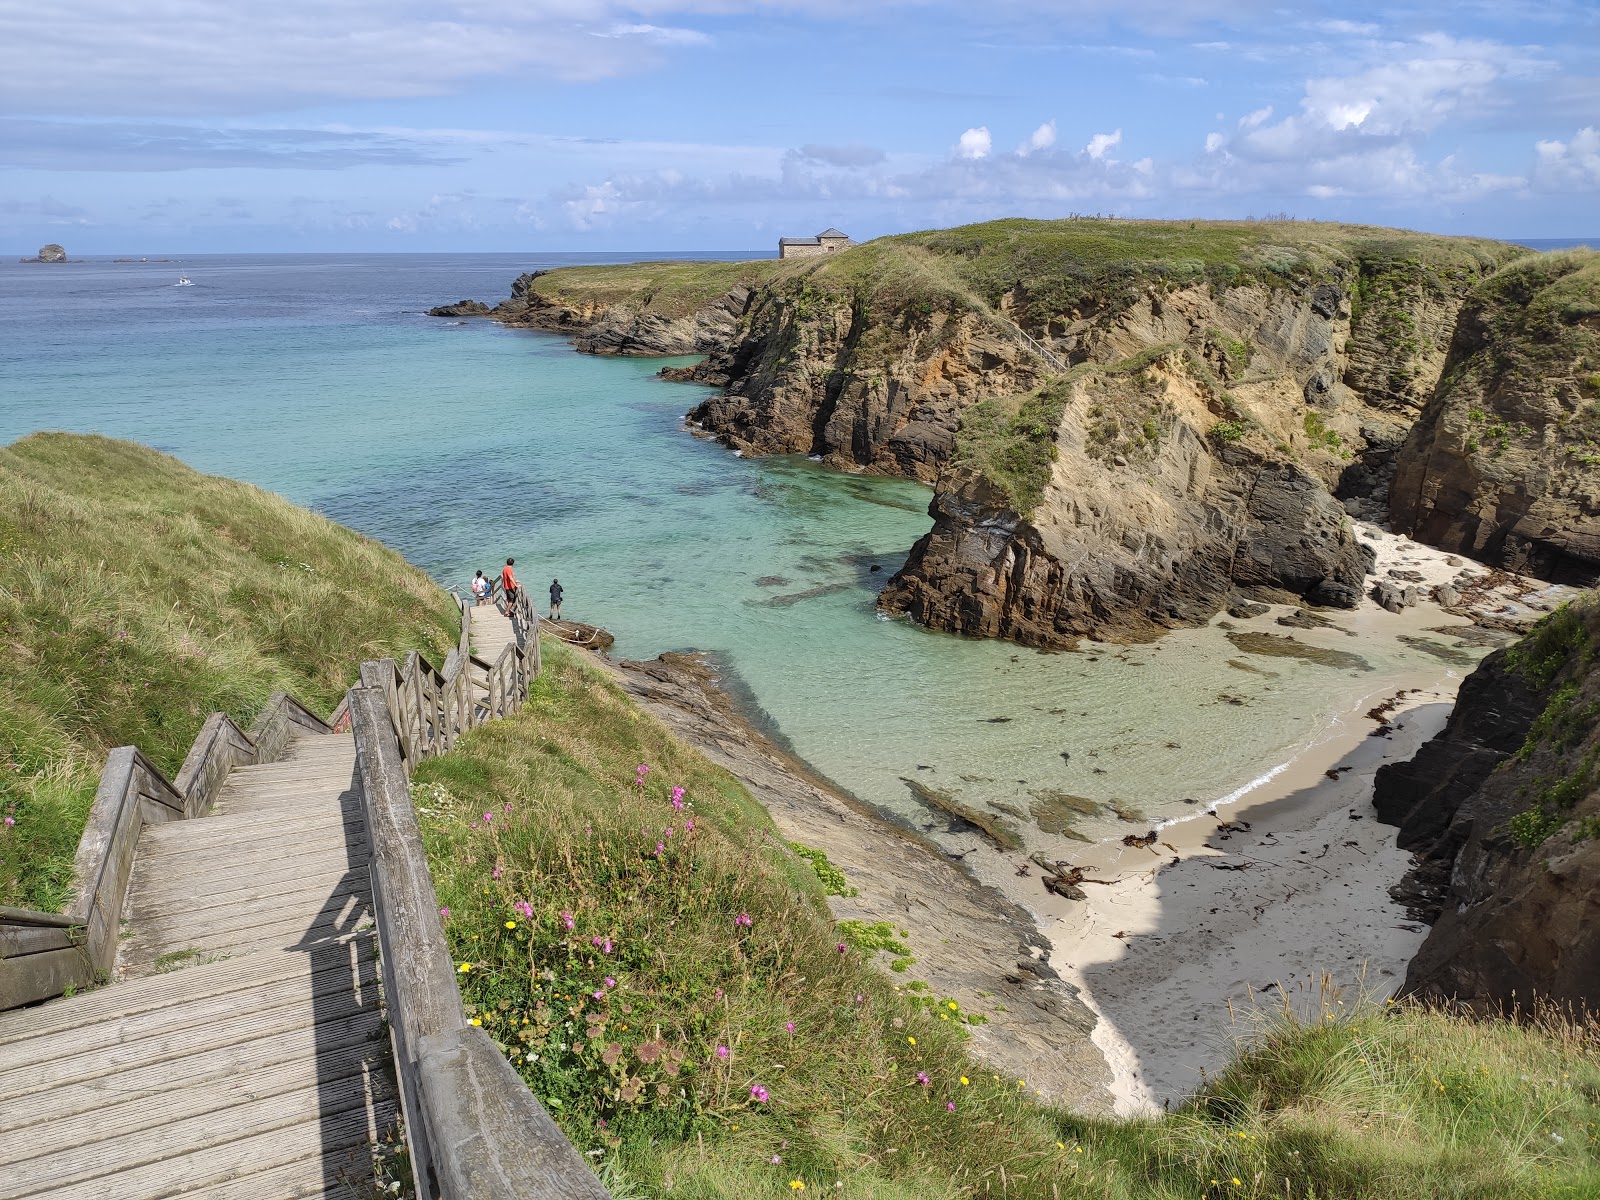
(0, 731, 393, 1199)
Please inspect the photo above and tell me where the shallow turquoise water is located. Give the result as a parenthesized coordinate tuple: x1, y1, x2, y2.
(0, 254, 1477, 855)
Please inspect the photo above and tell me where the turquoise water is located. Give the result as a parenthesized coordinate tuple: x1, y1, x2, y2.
(0, 254, 1478, 856)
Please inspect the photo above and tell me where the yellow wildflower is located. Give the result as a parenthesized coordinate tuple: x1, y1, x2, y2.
(469, 1018, 481, 1026)
(789, 1183, 805, 1192)
(960, 1077, 969, 1086)
(458, 962, 471, 973)
(907, 1037, 916, 1045)
(505, 920, 516, 929)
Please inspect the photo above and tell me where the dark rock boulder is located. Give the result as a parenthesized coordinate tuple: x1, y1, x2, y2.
(1374, 597, 1600, 1011)
(428, 299, 491, 318)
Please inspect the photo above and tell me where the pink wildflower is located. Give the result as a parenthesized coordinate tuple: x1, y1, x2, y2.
(684, 818, 695, 832)
(750, 1084, 769, 1102)
(664, 826, 673, 839)
(947, 1101, 956, 1112)
(438, 907, 450, 918)
(2, 816, 13, 827)
(770, 1155, 782, 1165)
(483, 812, 492, 823)
(735, 912, 752, 928)
(603, 939, 613, 953)
(837, 943, 847, 954)
(671, 786, 686, 811)
(854, 994, 865, 1004)
(504, 802, 512, 812)
(655, 842, 665, 856)
(916, 1071, 931, 1087)
(560, 911, 575, 930)
(605, 977, 616, 988)
(714, 988, 724, 999)
(592, 936, 604, 948)
(491, 867, 501, 879)
(716, 1045, 729, 1059)
(785, 1021, 795, 1034)
(592, 990, 604, 1000)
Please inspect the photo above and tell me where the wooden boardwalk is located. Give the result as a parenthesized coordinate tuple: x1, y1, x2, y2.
(0, 731, 393, 1199)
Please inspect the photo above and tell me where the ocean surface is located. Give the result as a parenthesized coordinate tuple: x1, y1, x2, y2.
(0, 250, 1546, 851)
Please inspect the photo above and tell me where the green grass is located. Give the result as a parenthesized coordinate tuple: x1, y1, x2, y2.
(415, 639, 1600, 1198)
(0, 433, 458, 909)
(524, 259, 781, 319)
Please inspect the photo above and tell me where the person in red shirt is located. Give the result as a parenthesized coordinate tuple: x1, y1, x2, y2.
(501, 558, 519, 608)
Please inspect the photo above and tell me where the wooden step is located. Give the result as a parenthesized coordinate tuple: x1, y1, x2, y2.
(0, 1005, 383, 1133)
(0, 942, 375, 1086)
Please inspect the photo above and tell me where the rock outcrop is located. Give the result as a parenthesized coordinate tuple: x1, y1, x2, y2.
(1390, 251, 1600, 586)
(20, 244, 66, 263)
(427, 299, 491, 318)
(452, 221, 1526, 645)
(878, 352, 1369, 645)
(1373, 595, 1600, 1011)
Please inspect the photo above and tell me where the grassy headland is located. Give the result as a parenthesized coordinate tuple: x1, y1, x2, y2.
(0, 433, 457, 910)
(416, 639, 1600, 1199)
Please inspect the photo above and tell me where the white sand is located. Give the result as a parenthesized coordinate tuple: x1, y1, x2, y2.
(956, 528, 1578, 1112)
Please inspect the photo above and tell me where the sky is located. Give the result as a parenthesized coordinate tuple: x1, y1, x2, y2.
(1, 0, 1597, 253)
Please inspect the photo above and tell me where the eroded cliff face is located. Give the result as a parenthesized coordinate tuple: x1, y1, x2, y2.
(450, 224, 1529, 645)
(1373, 596, 1600, 1011)
(877, 269, 1480, 644)
(687, 295, 1044, 482)
(1390, 251, 1600, 586)
(878, 350, 1369, 645)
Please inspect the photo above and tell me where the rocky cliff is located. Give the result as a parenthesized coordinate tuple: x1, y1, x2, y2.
(1390, 251, 1600, 586)
(450, 221, 1527, 644)
(1373, 594, 1600, 1011)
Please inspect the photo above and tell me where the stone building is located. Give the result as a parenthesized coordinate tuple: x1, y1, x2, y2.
(778, 228, 852, 259)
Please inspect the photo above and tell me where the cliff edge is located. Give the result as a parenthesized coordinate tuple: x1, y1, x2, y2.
(1374, 593, 1600, 1011)
(1390, 250, 1600, 586)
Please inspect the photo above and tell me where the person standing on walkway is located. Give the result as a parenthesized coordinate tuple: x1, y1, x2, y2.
(549, 577, 564, 620)
(501, 558, 520, 609)
(471, 570, 490, 606)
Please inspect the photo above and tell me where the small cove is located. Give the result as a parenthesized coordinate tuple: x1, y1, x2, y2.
(0, 253, 1488, 863)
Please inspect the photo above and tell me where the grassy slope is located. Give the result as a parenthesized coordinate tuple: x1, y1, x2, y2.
(526, 259, 782, 319)
(0, 433, 458, 909)
(416, 640, 1600, 1200)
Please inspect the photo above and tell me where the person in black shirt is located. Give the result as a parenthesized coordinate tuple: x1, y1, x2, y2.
(549, 578, 564, 620)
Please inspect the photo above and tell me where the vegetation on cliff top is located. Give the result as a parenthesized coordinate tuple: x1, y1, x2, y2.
(418, 638, 1600, 1199)
(0, 434, 457, 910)
(523, 258, 780, 319)
(1501, 593, 1600, 849)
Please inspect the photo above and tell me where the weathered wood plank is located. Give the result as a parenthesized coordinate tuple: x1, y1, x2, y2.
(0, 924, 77, 959)
(0, 946, 93, 1011)
(7, 1095, 395, 1200)
(0, 1005, 382, 1133)
(0, 1037, 391, 1168)
(173, 711, 257, 819)
(0, 941, 332, 1044)
(0, 947, 375, 1081)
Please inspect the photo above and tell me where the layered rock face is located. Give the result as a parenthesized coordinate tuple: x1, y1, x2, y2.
(879, 269, 1473, 644)
(1373, 596, 1600, 1011)
(448, 222, 1534, 645)
(492, 270, 755, 357)
(1390, 251, 1600, 585)
(878, 350, 1369, 645)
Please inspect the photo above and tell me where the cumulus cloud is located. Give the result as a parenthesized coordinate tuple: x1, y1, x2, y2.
(1085, 129, 1122, 159)
(1018, 121, 1057, 156)
(1534, 127, 1600, 190)
(1238, 106, 1273, 128)
(957, 127, 993, 160)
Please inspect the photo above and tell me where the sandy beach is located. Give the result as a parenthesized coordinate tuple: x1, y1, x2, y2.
(953, 524, 1577, 1112)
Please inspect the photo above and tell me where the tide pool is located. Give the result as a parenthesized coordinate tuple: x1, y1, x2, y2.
(0, 253, 1479, 853)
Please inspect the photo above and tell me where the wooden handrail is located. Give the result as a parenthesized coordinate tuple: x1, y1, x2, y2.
(350, 583, 604, 1198)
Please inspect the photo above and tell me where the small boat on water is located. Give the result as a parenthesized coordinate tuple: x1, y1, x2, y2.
(175, 276, 193, 286)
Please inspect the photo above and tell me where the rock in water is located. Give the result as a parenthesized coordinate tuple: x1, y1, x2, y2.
(24, 243, 66, 263)
(427, 299, 491, 318)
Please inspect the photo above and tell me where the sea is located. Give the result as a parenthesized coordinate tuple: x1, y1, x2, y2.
(0, 246, 1587, 849)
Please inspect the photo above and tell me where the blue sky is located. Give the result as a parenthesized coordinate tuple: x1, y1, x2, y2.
(2, 0, 1596, 253)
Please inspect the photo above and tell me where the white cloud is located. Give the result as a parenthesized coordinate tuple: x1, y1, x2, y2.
(1238, 106, 1273, 128)
(1018, 121, 1057, 156)
(1085, 129, 1122, 159)
(1534, 127, 1600, 190)
(957, 127, 993, 160)
(1204, 131, 1225, 152)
